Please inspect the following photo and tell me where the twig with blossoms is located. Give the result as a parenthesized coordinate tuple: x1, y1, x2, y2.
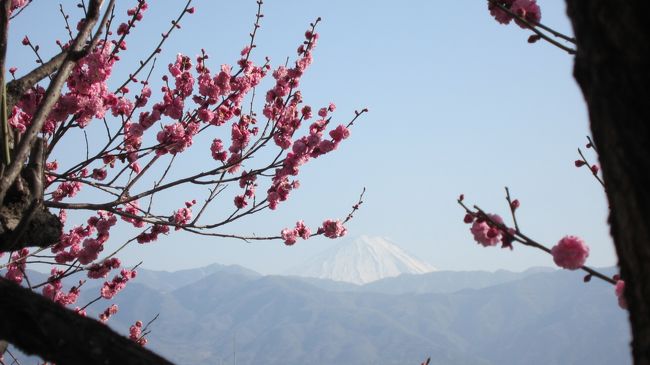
(45, 96, 364, 238)
(46, 58, 159, 174)
(8, 0, 32, 20)
(130, 313, 159, 347)
(487, 0, 576, 54)
(113, 0, 193, 94)
(1, 1, 367, 362)
(183, 186, 365, 244)
(239, 0, 264, 65)
(458, 188, 627, 308)
(3, 0, 113, 114)
(8, 0, 367, 276)
(79, 262, 141, 316)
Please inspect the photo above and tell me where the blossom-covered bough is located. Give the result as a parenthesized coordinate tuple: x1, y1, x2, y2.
(462, 0, 627, 310)
(424, 1, 650, 363)
(458, 183, 626, 309)
(0, 0, 366, 363)
(486, 0, 576, 54)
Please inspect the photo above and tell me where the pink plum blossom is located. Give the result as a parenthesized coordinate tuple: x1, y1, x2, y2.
(470, 214, 504, 247)
(171, 200, 195, 230)
(488, 0, 540, 27)
(210, 139, 228, 161)
(87, 258, 121, 279)
(320, 219, 347, 239)
(129, 320, 147, 346)
(295, 220, 311, 239)
(281, 228, 298, 245)
(99, 304, 119, 322)
(42, 268, 80, 306)
(551, 235, 589, 270)
(488, 0, 515, 24)
(329, 125, 350, 142)
(511, 0, 541, 28)
(280, 221, 312, 245)
(137, 224, 170, 244)
(5, 248, 29, 284)
(101, 269, 136, 299)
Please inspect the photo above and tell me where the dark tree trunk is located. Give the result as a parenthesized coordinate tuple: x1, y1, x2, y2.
(0, 278, 174, 365)
(565, 1, 650, 364)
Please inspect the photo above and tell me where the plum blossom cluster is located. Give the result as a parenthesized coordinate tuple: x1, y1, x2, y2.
(459, 191, 625, 309)
(281, 220, 311, 245)
(99, 304, 119, 323)
(116, 1, 148, 36)
(118, 201, 146, 228)
(146, 45, 267, 165)
(10, 39, 118, 134)
(10, 0, 28, 12)
(267, 102, 351, 210)
(234, 171, 257, 209)
(136, 224, 170, 244)
(464, 213, 514, 249)
(171, 200, 196, 230)
(280, 218, 349, 245)
(488, 0, 541, 27)
(463, 203, 590, 269)
(87, 257, 122, 279)
(100, 269, 137, 299)
(4, 248, 29, 284)
(51, 211, 117, 266)
(319, 219, 347, 239)
(260, 28, 353, 210)
(129, 320, 148, 346)
(42, 268, 81, 306)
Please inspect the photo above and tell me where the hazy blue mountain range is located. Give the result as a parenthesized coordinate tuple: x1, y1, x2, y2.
(79, 265, 629, 365)
(289, 266, 556, 295)
(7, 265, 630, 364)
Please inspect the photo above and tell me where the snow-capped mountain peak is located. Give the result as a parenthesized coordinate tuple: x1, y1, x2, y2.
(288, 235, 435, 284)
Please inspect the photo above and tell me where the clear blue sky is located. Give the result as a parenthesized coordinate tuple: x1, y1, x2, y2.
(7, 1, 615, 274)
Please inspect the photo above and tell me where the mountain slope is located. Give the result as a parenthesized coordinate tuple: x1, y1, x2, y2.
(87, 268, 629, 365)
(10, 265, 629, 365)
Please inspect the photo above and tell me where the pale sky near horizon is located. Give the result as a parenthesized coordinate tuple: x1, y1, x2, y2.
(6, 1, 616, 275)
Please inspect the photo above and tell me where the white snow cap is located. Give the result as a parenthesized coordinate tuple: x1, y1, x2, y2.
(290, 235, 436, 284)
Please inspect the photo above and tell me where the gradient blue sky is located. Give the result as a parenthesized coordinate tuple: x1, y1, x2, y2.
(7, 1, 615, 274)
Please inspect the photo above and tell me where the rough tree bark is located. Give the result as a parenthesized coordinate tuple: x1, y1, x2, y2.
(565, 1, 650, 364)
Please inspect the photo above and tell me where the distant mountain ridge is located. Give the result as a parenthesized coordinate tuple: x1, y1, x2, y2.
(133, 263, 259, 292)
(287, 235, 436, 284)
(88, 265, 628, 365)
(8, 264, 628, 365)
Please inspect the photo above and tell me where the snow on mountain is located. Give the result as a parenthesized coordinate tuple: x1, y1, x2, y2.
(288, 235, 436, 284)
